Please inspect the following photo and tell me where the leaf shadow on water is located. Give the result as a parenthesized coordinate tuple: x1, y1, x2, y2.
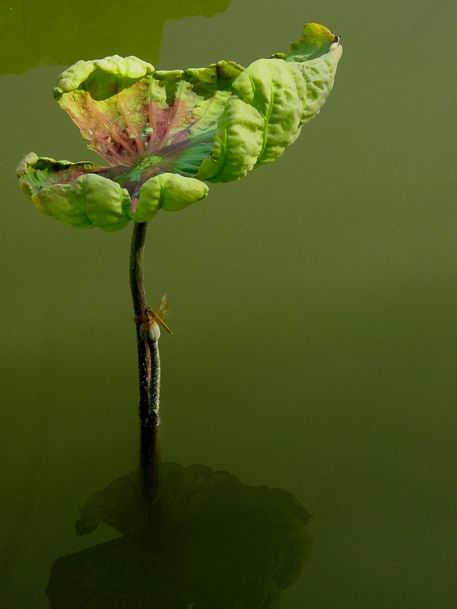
(0, 0, 231, 75)
(47, 456, 312, 608)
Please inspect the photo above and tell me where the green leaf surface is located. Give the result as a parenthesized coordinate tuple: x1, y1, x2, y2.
(134, 173, 209, 222)
(17, 154, 130, 231)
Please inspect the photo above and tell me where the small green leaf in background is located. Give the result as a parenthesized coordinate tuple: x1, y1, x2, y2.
(0, 0, 231, 75)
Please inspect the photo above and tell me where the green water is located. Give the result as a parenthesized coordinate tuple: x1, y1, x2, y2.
(1, 1, 457, 607)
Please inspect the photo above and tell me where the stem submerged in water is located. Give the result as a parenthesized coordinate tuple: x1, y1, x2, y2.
(129, 222, 160, 497)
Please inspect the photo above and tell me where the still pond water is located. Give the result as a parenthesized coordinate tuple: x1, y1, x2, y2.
(1, 0, 457, 607)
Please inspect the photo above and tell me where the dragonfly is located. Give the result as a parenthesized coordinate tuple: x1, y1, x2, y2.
(144, 294, 173, 336)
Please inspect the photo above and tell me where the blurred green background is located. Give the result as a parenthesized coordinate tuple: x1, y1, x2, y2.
(1, 0, 457, 607)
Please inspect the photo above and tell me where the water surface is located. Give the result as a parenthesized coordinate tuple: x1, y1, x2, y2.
(1, 1, 457, 607)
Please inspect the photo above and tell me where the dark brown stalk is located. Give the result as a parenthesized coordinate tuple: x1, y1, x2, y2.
(129, 222, 160, 499)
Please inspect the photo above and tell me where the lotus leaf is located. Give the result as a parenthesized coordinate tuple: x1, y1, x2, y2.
(17, 23, 342, 231)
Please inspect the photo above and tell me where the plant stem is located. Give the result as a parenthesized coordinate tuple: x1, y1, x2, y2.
(129, 222, 160, 497)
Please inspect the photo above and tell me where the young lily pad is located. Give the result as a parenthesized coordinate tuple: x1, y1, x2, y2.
(17, 23, 342, 231)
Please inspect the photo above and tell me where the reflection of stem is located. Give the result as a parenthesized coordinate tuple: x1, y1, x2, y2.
(129, 222, 160, 499)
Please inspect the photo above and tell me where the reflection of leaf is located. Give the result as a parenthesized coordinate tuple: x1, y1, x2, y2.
(0, 0, 231, 75)
(49, 463, 312, 608)
(75, 470, 147, 536)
